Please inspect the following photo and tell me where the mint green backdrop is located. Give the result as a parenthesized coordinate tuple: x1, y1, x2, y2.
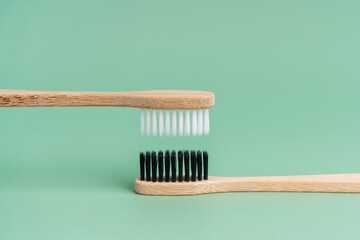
(1, 0, 360, 239)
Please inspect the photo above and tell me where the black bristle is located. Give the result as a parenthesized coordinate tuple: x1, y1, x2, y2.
(184, 151, 190, 182)
(145, 152, 151, 181)
(158, 151, 164, 182)
(165, 151, 170, 182)
(191, 151, 197, 182)
(140, 152, 145, 181)
(171, 151, 176, 182)
(178, 151, 183, 182)
(197, 151, 202, 181)
(151, 151, 157, 182)
(203, 151, 208, 180)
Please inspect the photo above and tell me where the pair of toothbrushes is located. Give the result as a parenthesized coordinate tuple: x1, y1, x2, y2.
(2, 89, 360, 196)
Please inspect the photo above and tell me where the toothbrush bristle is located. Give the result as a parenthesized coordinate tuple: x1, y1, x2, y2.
(203, 151, 208, 180)
(178, 110, 184, 136)
(191, 110, 198, 136)
(140, 109, 145, 135)
(141, 108, 210, 137)
(204, 109, 210, 135)
(139, 152, 145, 181)
(190, 151, 197, 182)
(178, 151, 183, 182)
(171, 151, 176, 182)
(197, 151, 202, 181)
(158, 151, 164, 182)
(165, 110, 171, 136)
(139, 150, 209, 182)
(197, 110, 203, 136)
(158, 110, 164, 137)
(165, 151, 170, 182)
(146, 109, 151, 136)
(151, 151, 157, 182)
(184, 151, 190, 182)
(171, 111, 177, 136)
(185, 110, 191, 136)
(151, 110, 157, 136)
(145, 152, 151, 181)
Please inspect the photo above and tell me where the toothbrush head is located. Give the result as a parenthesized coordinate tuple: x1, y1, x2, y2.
(139, 90, 214, 137)
(136, 150, 209, 195)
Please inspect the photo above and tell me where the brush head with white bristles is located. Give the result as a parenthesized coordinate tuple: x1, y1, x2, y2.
(140, 108, 210, 137)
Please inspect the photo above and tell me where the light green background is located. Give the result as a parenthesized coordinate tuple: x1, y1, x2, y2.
(1, 0, 360, 239)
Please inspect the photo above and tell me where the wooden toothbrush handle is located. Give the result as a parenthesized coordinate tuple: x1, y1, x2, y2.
(0, 89, 215, 109)
(211, 174, 360, 194)
(0, 89, 131, 107)
(135, 174, 360, 196)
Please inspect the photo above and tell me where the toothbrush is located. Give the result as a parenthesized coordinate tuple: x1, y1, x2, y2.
(0, 89, 214, 136)
(135, 150, 360, 195)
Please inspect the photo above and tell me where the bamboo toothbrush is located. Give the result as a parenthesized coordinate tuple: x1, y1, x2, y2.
(135, 150, 360, 195)
(0, 89, 215, 136)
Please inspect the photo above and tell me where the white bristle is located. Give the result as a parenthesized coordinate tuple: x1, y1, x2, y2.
(197, 109, 203, 136)
(151, 109, 157, 136)
(165, 110, 171, 136)
(192, 110, 197, 136)
(178, 110, 184, 136)
(185, 110, 191, 136)
(140, 109, 145, 135)
(146, 109, 151, 136)
(158, 110, 164, 137)
(172, 110, 177, 136)
(204, 108, 210, 135)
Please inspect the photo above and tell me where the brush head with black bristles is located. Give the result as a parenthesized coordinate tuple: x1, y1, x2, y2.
(139, 150, 208, 182)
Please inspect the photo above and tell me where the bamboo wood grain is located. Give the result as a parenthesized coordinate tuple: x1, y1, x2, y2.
(0, 89, 215, 109)
(135, 174, 360, 195)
